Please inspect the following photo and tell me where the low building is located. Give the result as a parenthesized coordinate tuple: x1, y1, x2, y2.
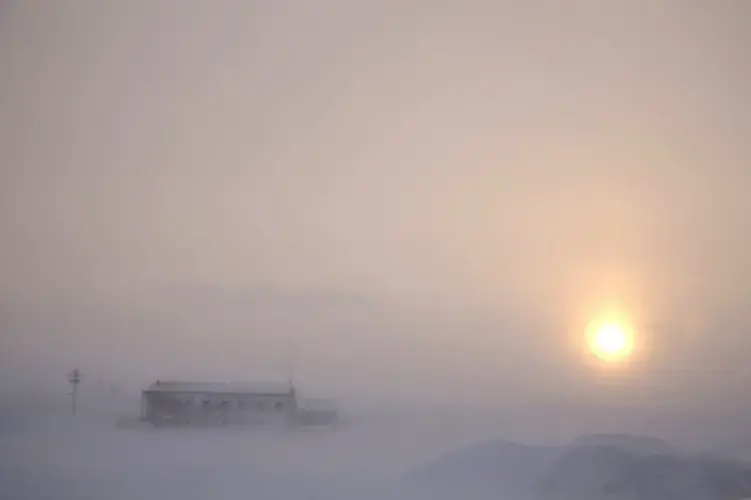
(296, 397, 339, 426)
(141, 380, 297, 427)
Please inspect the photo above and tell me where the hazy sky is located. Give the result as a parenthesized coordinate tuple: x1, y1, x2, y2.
(1, 1, 750, 409)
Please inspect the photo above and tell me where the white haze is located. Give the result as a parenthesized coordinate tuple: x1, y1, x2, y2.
(1, 0, 751, 499)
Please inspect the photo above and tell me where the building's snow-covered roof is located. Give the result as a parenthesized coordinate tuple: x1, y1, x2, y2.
(145, 381, 293, 395)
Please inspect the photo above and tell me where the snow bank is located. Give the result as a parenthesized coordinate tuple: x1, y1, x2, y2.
(405, 434, 751, 500)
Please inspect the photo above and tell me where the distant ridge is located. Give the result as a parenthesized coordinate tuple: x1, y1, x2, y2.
(404, 433, 751, 500)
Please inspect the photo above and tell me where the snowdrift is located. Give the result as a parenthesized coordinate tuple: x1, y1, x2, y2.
(404, 433, 751, 499)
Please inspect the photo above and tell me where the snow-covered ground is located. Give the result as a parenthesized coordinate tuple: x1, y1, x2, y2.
(0, 401, 518, 500)
(4, 396, 751, 500)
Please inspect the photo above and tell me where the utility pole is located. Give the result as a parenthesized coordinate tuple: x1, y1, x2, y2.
(68, 369, 82, 416)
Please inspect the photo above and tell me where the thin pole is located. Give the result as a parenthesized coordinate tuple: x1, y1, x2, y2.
(68, 369, 81, 417)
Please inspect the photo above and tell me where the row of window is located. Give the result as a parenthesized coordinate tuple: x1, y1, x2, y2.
(183, 398, 286, 411)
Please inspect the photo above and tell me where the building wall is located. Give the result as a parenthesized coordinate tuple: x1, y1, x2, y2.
(143, 391, 296, 427)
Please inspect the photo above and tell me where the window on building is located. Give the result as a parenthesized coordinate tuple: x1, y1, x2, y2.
(256, 401, 265, 411)
(202, 400, 211, 410)
(219, 401, 229, 410)
(274, 402, 284, 411)
(238, 401, 246, 410)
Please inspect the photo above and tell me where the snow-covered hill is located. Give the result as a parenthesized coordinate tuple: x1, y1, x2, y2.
(405, 434, 751, 499)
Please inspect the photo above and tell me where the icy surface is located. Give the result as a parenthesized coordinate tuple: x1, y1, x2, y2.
(407, 435, 751, 500)
(0, 406, 502, 500)
(5, 402, 751, 500)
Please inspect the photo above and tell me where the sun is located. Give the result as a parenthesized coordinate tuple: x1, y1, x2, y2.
(587, 320, 633, 362)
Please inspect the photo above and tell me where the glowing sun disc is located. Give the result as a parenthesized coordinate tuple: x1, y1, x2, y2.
(587, 321, 633, 362)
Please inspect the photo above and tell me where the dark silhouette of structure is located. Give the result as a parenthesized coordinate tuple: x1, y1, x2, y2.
(68, 369, 82, 416)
